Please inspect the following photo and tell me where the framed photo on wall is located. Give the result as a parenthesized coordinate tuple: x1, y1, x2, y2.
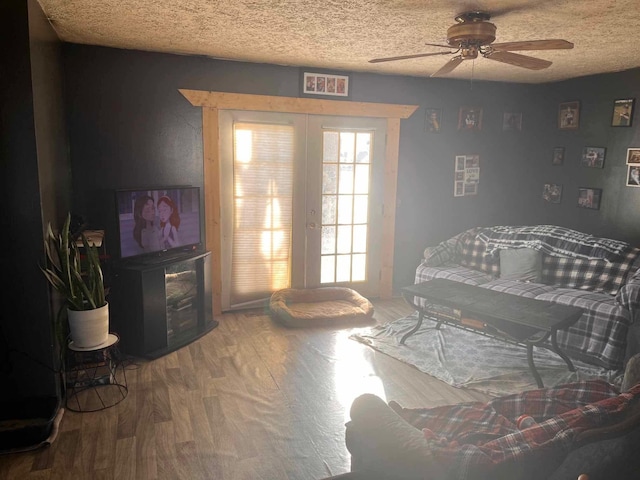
(611, 98, 634, 127)
(542, 183, 562, 203)
(502, 112, 522, 131)
(458, 106, 482, 131)
(300, 70, 350, 98)
(558, 101, 579, 129)
(552, 147, 565, 165)
(580, 147, 606, 168)
(626, 148, 640, 164)
(453, 154, 480, 196)
(463, 183, 478, 195)
(425, 108, 442, 133)
(628, 165, 640, 187)
(577, 187, 602, 210)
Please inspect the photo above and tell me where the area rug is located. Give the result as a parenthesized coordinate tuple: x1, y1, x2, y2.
(349, 313, 624, 397)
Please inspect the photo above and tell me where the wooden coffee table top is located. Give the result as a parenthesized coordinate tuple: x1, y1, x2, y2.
(402, 279, 583, 338)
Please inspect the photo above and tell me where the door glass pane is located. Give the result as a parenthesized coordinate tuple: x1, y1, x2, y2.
(322, 195, 336, 224)
(337, 225, 352, 254)
(355, 133, 370, 163)
(354, 165, 370, 194)
(323, 164, 337, 194)
(353, 225, 367, 253)
(353, 195, 368, 224)
(338, 164, 354, 194)
(323, 131, 339, 162)
(321, 255, 335, 283)
(337, 195, 353, 224)
(336, 255, 351, 282)
(320, 129, 373, 285)
(339, 132, 355, 163)
(352, 254, 366, 282)
(321, 226, 336, 254)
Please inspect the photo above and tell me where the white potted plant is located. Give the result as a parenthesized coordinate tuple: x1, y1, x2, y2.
(42, 214, 108, 349)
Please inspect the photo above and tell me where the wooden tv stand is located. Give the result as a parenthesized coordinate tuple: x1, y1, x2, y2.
(401, 279, 584, 388)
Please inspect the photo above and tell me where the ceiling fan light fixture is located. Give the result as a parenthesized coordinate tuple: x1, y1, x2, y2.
(454, 11, 492, 23)
(447, 20, 496, 46)
(460, 46, 479, 59)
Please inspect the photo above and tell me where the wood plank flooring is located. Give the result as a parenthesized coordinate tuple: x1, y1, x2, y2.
(0, 297, 490, 480)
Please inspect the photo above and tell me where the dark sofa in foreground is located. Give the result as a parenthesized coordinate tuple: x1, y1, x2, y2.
(333, 354, 640, 480)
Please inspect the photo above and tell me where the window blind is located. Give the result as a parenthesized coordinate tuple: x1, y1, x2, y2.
(230, 122, 294, 306)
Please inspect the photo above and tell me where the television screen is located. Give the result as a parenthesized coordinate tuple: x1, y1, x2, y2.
(115, 186, 202, 260)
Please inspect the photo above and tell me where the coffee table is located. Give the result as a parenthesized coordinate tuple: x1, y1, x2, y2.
(401, 279, 584, 387)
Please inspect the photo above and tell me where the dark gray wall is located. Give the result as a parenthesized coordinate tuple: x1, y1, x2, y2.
(0, 0, 69, 401)
(62, 45, 640, 295)
(517, 70, 640, 242)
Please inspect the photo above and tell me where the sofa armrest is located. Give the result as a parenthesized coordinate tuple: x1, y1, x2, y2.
(422, 245, 449, 266)
(422, 231, 466, 266)
(616, 268, 640, 319)
(346, 394, 446, 479)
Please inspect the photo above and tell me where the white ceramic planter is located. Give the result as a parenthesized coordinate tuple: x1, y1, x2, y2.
(67, 303, 109, 348)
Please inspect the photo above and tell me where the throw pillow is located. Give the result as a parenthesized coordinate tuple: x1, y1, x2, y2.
(499, 248, 542, 282)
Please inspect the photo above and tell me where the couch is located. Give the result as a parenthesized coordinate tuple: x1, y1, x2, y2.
(339, 370, 640, 480)
(414, 225, 640, 371)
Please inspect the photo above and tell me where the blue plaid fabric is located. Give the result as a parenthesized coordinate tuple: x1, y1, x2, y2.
(414, 227, 640, 370)
(415, 263, 494, 286)
(422, 229, 475, 266)
(476, 225, 630, 261)
(542, 247, 640, 296)
(536, 289, 630, 368)
(617, 267, 640, 322)
(478, 279, 556, 298)
(459, 230, 500, 276)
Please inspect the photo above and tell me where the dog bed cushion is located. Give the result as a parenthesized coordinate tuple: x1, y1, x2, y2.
(270, 287, 374, 327)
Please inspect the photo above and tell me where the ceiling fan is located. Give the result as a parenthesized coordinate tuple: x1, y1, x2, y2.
(369, 11, 573, 77)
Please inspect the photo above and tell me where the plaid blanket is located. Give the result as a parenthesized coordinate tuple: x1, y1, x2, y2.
(418, 226, 640, 369)
(476, 225, 630, 261)
(392, 380, 640, 479)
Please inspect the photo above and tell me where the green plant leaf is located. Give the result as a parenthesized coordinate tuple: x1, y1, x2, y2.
(41, 213, 106, 311)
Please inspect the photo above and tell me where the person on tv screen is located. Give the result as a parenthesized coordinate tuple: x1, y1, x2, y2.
(158, 195, 181, 248)
(133, 195, 162, 252)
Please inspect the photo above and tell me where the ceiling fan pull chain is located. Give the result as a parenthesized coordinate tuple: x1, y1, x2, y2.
(470, 59, 475, 89)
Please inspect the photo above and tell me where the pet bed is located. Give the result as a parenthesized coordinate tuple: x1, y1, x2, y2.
(269, 287, 374, 327)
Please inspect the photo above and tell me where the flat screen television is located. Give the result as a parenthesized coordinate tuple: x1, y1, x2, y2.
(115, 186, 202, 261)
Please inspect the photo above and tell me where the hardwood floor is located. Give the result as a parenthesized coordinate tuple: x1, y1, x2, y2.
(0, 297, 490, 480)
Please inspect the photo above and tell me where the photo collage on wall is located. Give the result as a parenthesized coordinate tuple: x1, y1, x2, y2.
(454, 155, 480, 197)
(627, 148, 640, 187)
(425, 106, 522, 134)
(547, 97, 639, 205)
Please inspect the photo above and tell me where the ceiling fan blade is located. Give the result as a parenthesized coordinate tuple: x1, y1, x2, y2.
(369, 51, 453, 63)
(430, 56, 465, 77)
(455, 0, 555, 19)
(485, 51, 552, 70)
(424, 42, 456, 49)
(491, 39, 574, 51)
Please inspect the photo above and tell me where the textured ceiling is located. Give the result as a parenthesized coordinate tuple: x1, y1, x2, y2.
(37, 0, 640, 84)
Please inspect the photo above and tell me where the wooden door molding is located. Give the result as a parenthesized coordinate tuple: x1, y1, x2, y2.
(180, 89, 418, 314)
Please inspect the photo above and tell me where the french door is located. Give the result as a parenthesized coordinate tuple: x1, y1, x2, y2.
(219, 110, 385, 311)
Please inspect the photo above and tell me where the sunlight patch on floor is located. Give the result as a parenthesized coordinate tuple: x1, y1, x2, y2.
(331, 329, 386, 422)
